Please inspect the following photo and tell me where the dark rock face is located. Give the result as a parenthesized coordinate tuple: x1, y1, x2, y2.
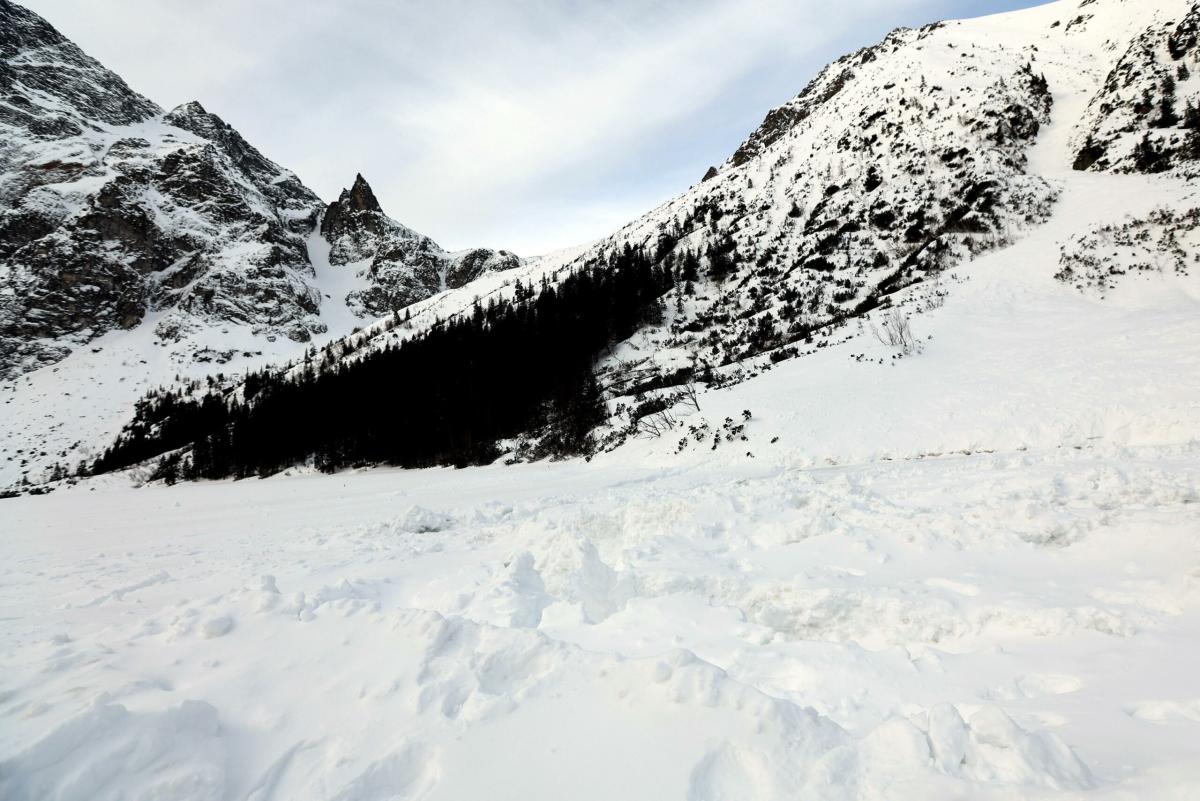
(0, 0, 521, 379)
(323, 173, 383, 227)
(1073, 4, 1200, 175)
(321, 174, 519, 317)
(0, 0, 161, 130)
(0, 1, 327, 378)
(448, 248, 521, 288)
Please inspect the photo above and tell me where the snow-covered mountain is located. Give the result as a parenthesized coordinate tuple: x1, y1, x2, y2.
(0, 0, 520, 485)
(0, 0, 327, 377)
(4, 0, 1200, 490)
(321, 173, 519, 318)
(540, 0, 1197, 389)
(0, 0, 521, 386)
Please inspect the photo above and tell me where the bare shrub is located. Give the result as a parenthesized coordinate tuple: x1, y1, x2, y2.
(871, 308, 917, 354)
(681, 381, 701, 412)
(634, 408, 679, 439)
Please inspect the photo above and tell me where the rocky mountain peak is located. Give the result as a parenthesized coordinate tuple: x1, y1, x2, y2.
(319, 175, 408, 247)
(164, 100, 209, 122)
(347, 173, 382, 213)
(159, 101, 322, 237)
(318, 172, 519, 317)
(324, 173, 387, 228)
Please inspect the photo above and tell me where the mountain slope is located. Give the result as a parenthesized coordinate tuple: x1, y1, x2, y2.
(0, 0, 520, 487)
(542, 0, 1194, 389)
(71, 0, 1200, 486)
(3, 1, 1200, 799)
(320, 0, 1195, 388)
(0, 0, 329, 377)
(1072, 3, 1200, 173)
(321, 174, 519, 318)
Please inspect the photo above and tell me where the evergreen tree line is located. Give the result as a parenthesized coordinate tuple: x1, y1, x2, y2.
(90, 246, 675, 480)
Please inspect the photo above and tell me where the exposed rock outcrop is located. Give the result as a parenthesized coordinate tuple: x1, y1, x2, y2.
(1073, 4, 1200, 174)
(0, 1, 521, 379)
(0, 1, 328, 377)
(321, 174, 519, 318)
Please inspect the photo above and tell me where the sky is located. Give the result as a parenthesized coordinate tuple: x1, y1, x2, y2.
(24, 0, 1050, 254)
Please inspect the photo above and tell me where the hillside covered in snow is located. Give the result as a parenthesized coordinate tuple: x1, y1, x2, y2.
(72, 0, 1200, 485)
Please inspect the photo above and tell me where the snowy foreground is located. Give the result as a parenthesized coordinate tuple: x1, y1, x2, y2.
(3, 439, 1200, 800)
(4, 194, 1200, 800)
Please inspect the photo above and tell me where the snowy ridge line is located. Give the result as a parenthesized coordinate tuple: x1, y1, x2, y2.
(239, 6, 1078, 400)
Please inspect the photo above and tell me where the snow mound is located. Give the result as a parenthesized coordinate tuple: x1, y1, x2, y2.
(0, 697, 226, 801)
(859, 705, 1094, 793)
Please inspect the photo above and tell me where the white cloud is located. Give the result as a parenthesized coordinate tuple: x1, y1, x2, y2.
(20, 0, 1041, 253)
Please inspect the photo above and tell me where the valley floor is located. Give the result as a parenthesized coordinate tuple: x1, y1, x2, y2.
(1, 440, 1199, 800)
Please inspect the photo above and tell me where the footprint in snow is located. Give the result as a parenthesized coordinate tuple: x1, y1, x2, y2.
(200, 615, 234, 638)
(1016, 673, 1083, 698)
(924, 577, 980, 597)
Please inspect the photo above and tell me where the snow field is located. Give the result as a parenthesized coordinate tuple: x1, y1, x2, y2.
(2, 438, 1198, 799)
